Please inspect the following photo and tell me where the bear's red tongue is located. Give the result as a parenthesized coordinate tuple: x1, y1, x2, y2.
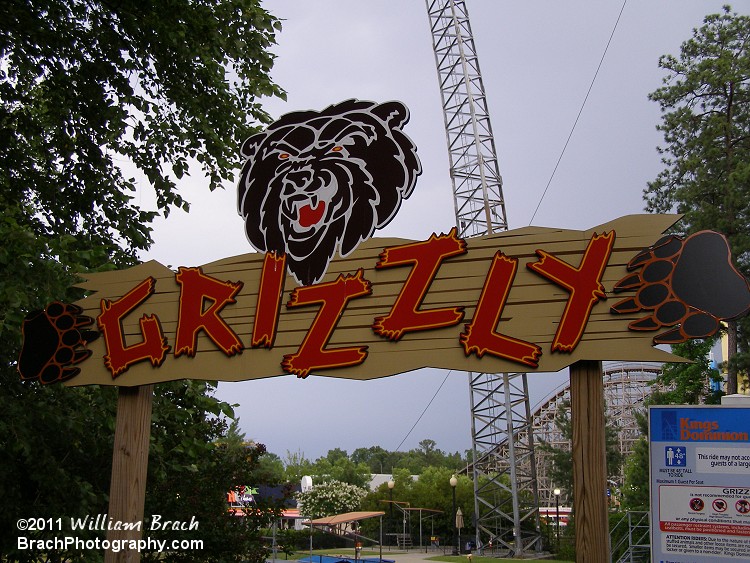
(299, 200, 325, 227)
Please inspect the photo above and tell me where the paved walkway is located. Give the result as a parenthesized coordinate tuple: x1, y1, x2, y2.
(386, 551, 436, 563)
(362, 550, 552, 562)
(287, 549, 449, 563)
(377, 549, 444, 563)
(289, 548, 554, 562)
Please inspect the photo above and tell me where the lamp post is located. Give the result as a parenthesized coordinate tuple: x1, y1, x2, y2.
(553, 488, 561, 551)
(388, 479, 395, 548)
(450, 475, 458, 556)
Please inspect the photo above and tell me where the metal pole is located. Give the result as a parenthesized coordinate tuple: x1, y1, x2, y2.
(379, 515, 383, 563)
(403, 511, 406, 551)
(452, 485, 458, 555)
(419, 509, 423, 551)
(457, 511, 462, 556)
(555, 495, 560, 551)
(389, 487, 394, 548)
(272, 519, 278, 563)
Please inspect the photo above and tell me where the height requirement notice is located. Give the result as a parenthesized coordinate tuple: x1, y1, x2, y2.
(650, 405, 750, 562)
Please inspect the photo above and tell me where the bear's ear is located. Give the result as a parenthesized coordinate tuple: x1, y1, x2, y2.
(241, 132, 267, 159)
(371, 101, 409, 128)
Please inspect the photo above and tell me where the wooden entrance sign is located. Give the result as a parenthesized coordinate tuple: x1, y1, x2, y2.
(16, 101, 750, 561)
(24, 214, 703, 388)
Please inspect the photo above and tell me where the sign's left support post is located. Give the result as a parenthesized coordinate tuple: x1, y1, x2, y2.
(104, 385, 154, 563)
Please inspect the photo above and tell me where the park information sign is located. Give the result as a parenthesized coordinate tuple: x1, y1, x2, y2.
(16, 100, 750, 387)
(649, 405, 750, 562)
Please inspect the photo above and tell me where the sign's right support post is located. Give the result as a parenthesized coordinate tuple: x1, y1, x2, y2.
(570, 360, 610, 563)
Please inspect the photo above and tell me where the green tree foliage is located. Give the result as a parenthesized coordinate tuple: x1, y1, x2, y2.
(253, 451, 287, 486)
(351, 445, 397, 474)
(622, 8, 750, 512)
(2, 380, 283, 562)
(310, 451, 372, 489)
(645, 6, 750, 393)
(603, 417, 624, 489)
(0, 0, 283, 359)
(622, 411, 651, 511)
(0, 383, 118, 561)
(143, 381, 283, 563)
(349, 440, 465, 475)
(1, 0, 284, 268)
(0, 1, 284, 560)
(654, 338, 724, 404)
(538, 400, 623, 502)
(283, 450, 315, 484)
(539, 403, 575, 499)
(285, 440, 467, 488)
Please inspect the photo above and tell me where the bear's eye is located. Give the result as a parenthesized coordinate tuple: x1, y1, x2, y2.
(278, 153, 290, 160)
(331, 146, 343, 153)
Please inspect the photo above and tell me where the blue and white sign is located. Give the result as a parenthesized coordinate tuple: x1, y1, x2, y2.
(664, 446, 687, 467)
(650, 405, 750, 562)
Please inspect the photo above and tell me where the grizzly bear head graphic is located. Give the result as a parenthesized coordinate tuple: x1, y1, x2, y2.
(237, 99, 421, 286)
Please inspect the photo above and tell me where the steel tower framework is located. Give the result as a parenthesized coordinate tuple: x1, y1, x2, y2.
(426, 0, 541, 555)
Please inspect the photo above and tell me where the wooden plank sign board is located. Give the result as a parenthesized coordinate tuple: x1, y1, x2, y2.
(58, 213, 686, 387)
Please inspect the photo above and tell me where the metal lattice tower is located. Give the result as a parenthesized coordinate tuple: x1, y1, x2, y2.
(426, 0, 507, 237)
(426, 0, 541, 555)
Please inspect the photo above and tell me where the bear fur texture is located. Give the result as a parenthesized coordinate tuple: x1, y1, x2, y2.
(237, 99, 421, 286)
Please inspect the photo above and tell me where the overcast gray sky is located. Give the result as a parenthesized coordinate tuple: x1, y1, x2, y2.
(140, 1, 740, 462)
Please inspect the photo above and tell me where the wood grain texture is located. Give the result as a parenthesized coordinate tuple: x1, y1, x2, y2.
(66, 214, 683, 387)
(570, 361, 610, 563)
(104, 386, 153, 563)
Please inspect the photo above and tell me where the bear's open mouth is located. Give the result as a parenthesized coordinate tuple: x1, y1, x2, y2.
(298, 200, 326, 228)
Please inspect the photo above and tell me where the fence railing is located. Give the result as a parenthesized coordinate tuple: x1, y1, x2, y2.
(611, 511, 650, 563)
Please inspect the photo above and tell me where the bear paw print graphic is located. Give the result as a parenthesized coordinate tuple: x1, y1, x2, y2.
(18, 302, 99, 384)
(610, 231, 750, 344)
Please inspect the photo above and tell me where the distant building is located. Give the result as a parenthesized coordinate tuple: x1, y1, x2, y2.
(227, 480, 306, 530)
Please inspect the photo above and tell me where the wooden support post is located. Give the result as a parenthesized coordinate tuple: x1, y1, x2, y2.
(104, 385, 154, 563)
(569, 360, 609, 563)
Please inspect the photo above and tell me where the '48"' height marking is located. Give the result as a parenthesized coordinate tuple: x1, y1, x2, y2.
(98, 228, 615, 379)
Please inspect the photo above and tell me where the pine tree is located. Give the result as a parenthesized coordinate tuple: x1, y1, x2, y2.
(645, 6, 750, 393)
